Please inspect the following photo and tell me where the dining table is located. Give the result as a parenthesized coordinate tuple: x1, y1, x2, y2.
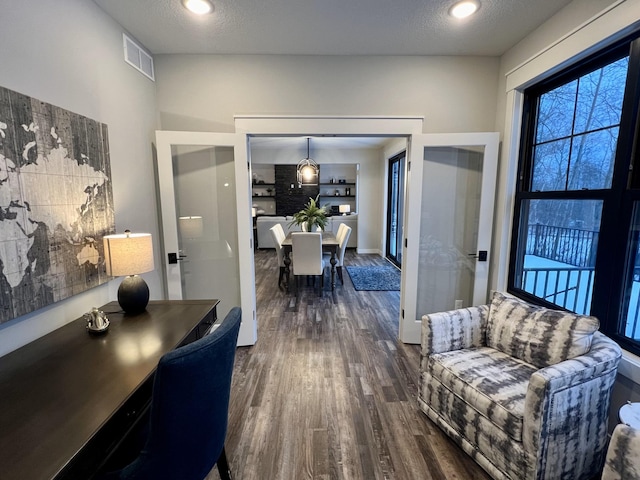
(280, 231, 339, 293)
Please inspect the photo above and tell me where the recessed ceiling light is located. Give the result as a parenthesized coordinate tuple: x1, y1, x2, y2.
(449, 1, 479, 19)
(182, 0, 213, 15)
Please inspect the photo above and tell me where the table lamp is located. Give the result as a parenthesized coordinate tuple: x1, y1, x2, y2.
(103, 230, 154, 314)
(339, 204, 351, 216)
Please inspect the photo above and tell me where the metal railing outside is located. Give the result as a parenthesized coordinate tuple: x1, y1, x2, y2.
(526, 224, 599, 268)
(521, 266, 595, 315)
(523, 224, 640, 339)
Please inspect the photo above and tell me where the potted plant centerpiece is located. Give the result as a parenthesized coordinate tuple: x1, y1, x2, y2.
(290, 195, 329, 232)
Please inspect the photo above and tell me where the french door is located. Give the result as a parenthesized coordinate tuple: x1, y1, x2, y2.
(386, 151, 406, 267)
(155, 131, 256, 346)
(154, 118, 497, 346)
(399, 133, 499, 343)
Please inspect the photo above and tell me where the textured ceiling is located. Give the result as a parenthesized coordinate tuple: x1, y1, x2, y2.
(94, 0, 573, 56)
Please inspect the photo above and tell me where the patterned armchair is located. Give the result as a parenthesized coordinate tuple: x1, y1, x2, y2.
(602, 423, 640, 479)
(419, 291, 622, 480)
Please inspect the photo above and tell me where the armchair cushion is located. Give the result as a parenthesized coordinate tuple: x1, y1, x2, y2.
(421, 305, 488, 355)
(487, 292, 599, 368)
(426, 346, 536, 442)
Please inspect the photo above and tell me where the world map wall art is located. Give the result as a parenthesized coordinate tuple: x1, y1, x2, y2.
(0, 87, 115, 324)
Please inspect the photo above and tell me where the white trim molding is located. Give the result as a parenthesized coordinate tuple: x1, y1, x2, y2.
(620, 350, 640, 385)
(506, 0, 640, 92)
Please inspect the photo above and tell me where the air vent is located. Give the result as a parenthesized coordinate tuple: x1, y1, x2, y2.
(123, 33, 155, 81)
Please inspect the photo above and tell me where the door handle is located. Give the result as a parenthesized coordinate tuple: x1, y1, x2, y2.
(168, 252, 187, 264)
(468, 250, 488, 262)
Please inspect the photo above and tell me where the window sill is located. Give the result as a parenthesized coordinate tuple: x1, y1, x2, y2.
(619, 349, 640, 385)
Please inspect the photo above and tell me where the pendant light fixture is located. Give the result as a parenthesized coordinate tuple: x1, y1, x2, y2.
(297, 137, 319, 186)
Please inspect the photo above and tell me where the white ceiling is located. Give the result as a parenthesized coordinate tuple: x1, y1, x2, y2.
(93, 0, 574, 150)
(94, 0, 573, 56)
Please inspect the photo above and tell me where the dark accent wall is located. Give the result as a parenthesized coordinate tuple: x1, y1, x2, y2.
(275, 165, 319, 216)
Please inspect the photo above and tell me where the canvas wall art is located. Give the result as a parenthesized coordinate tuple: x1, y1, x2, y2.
(0, 87, 115, 324)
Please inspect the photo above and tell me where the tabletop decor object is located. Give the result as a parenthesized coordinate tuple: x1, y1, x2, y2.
(289, 195, 328, 232)
(84, 307, 110, 334)
(103, 230, 154, 314)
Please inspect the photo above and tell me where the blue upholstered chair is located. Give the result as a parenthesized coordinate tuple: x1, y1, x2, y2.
(102, 307, 242, 480)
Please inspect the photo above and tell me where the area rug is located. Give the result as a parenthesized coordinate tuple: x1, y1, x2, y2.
(345, 265, 401, 291)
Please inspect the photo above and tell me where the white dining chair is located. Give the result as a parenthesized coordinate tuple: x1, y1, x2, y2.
(270, 224, 287, 287)
(291, 232, 325, 296)
(324, 225, 351, 285)
(335, 223, 347, 245)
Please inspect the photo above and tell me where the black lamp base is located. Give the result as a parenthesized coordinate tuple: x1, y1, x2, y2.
(118, 275, 150, 314)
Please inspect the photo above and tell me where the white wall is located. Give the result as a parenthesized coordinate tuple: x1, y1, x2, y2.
(154, 55, 500, 134)
(154, 54, 500, 257)
(0, 0, 158, 356)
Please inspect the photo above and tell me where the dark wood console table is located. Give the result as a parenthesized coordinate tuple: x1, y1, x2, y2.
(0, 299, 219, 480)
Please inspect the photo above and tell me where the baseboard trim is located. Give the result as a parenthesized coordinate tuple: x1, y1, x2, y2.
(356, 249, 382, 255)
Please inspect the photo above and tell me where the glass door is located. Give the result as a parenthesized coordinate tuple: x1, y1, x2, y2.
(155, 131, 256, 346)
(386, 151, 406, 267)
(399, 133, 499, 343)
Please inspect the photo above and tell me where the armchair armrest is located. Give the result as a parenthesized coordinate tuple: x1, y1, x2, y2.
(523, 332, 622, 477)
(421, 305, 489, 356)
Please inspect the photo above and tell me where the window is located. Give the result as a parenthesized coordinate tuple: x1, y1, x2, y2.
(509, 34, 640, 354)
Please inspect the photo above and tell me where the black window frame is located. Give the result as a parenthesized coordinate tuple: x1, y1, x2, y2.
(508, 31, 640, 355)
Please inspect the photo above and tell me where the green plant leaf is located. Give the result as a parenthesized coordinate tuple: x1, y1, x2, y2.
(288, 195, 329, 231)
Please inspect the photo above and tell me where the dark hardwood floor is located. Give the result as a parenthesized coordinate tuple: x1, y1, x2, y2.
(207, 249, 491, 480)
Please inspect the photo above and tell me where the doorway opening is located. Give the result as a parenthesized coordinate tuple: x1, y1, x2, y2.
(248, 134, 407, 333)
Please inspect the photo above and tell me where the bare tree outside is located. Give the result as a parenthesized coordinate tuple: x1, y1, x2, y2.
(517, 55, 630, 313)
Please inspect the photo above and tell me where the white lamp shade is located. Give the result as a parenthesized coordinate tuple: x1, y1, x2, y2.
(339, 204, 351, 214)
(179, 216, 204, 238)
(104, 233, 154, 276)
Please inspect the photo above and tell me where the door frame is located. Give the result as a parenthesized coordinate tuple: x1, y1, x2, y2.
(157, 118, 498, 346)
(155, 130, 256, 346)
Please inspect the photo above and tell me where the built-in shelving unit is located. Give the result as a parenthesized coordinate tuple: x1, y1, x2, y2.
(252, 166, 277, 215)
(252, 183, 276, 198)
(318, 183, 356, 197)
(250, 164, 357, 215)
(318, 165, 357, 213)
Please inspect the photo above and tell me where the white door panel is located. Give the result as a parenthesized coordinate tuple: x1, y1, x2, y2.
(400, 133, 499, 343)
(156, 131, 256, 346)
